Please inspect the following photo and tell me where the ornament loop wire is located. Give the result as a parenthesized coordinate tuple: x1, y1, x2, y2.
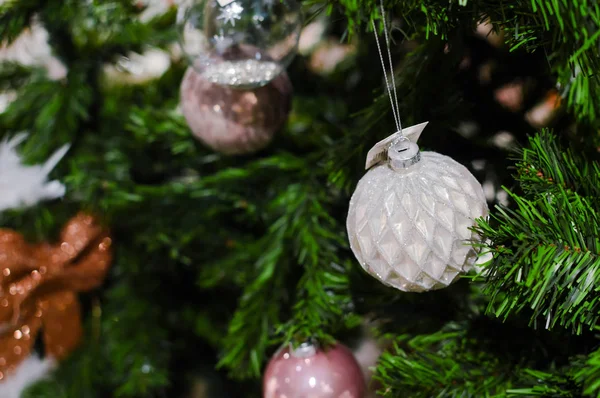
(372, 0, 402, 135)
(390, 133, 409, 146)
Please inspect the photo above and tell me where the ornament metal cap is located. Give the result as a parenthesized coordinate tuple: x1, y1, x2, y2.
(365, 121, 429, 170)
(290, 341, 318, 358)
(388, 137, 421, 170)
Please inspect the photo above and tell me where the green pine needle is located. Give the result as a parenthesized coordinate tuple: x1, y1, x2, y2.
(477, 131, 600, 333)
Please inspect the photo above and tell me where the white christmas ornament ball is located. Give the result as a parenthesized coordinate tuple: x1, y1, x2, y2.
(347, 133, 488, 292)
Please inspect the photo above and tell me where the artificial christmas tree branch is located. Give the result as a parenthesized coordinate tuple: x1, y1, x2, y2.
(278, 185, 358, 343)
(514, 132, 600, 202)
(217, 179, 357, 378)
(374, 317, 591, 397)
(505, 368, 578, 397)
(334, 0, 600, 122)
(101, 277, 172, 397)
(477, 132, 600, 333)
(0, 70, 92, 161)
(0, 62, 37, 91)
(374, 323, 516, 397)
(218, 228, 288, 379)
(0, 0, 598, 395)
(574, 342, 600, 397)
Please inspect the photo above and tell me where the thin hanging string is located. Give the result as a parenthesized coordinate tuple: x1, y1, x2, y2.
(372, 0, 402, 135)
(380, 2, 401, 133)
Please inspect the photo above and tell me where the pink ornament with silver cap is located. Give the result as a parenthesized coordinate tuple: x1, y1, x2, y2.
(263, 341, 366, 398)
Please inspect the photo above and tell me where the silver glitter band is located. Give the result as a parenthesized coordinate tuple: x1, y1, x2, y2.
(201, 59, 283, 88)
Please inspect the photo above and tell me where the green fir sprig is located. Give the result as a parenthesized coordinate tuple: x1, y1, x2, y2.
(374, 322, 515, 397)
(476, 131, 600, 333)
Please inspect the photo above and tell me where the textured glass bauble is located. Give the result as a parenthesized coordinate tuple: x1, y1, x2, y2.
(347, 152, 488, 292)
(263, 342, 365, 398)
(180, 66, 292, 154)
(177, 0, 301, 89)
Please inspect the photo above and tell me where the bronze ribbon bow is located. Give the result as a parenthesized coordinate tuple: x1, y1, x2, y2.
(0, 213, 112, 380)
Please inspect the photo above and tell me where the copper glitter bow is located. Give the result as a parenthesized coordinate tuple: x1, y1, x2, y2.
(0, 213, 112, 381)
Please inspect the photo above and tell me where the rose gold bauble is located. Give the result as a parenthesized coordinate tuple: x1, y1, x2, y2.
(180, 66, 292, 155)
(263, 342, 366, 398)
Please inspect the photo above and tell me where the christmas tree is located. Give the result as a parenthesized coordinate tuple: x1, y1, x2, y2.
(0, 0, 598, 397)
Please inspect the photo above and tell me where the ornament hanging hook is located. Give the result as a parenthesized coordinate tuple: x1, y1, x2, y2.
(372, 0, 402, 135)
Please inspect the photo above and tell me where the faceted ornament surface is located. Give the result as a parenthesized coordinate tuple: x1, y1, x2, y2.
(347, 152, 488, 292)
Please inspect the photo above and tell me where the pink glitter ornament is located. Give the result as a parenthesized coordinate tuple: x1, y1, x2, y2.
(180, 66, 292, 155)
(263, 342, 366, 398)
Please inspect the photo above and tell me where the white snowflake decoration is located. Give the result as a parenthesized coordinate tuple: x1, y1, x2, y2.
(0, 21, 66, 80)
(217, 2, 244, 26)
(104, 48, 171, 84)
(212, 33, 234, 54)
(0, 134, 69, 212)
